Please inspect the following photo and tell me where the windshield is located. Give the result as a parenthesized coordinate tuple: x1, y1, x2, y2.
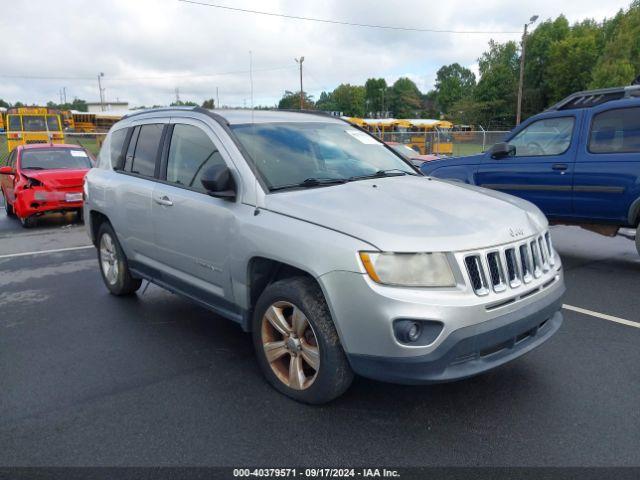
(22, 115, 48, 132)
(231, 122, 414, 190)
(20, 149, 92, 170)
(47, 115, 61, 131)
(390, 143, 420, 158)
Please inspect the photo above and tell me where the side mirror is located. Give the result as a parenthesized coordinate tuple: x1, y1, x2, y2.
(489, 142, 516, 159)
(0, 166, 15, 175)
(200, 164, 236, 200)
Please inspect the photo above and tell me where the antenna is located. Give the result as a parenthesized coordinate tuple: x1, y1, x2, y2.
(249, 50, 254, 122)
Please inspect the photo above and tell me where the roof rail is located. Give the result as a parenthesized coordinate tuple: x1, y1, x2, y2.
(122, 106, 198, 120)
(547, 85, 640, 111)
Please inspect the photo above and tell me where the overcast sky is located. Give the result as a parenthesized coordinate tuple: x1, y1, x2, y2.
(0, 0, 631, 108)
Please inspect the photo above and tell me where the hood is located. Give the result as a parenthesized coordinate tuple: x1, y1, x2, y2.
(264, 175, 547, 252)
(420, 153, 484, 174)
(22, 169, 88, 189)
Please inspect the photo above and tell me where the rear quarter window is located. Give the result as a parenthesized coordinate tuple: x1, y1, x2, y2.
(102, 128, 128, 169)
(589, 107, 640, 154)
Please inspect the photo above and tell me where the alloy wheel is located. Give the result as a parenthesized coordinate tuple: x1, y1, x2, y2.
(100, 233, 119, 285)
(261, 301, 320, 390)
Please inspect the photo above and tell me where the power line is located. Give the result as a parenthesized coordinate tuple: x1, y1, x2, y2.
(178, 0, 521, 34)
(0, 65, 296, 81)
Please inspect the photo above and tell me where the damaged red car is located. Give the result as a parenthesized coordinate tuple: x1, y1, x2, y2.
(0, 144, 93, 228)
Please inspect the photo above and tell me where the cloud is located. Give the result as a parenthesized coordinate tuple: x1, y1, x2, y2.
(0, 0, 631, 107)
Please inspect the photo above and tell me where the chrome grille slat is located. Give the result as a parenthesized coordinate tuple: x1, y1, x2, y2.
(464, 232, 556, 296)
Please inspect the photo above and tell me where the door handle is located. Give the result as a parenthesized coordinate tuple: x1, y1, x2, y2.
(154, 195, 173, 206)
(552, 163, 568, 171)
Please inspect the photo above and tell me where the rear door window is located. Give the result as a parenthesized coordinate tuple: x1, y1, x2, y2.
(129, 124, 163, 177)
(7, 115, 21, 131)
(589, 107, 640, 153)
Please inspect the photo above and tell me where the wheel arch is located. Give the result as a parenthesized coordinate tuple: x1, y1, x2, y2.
(89, 210, 111, 246)
(245, 256, 323, 331)
(627, 196, 640, 227)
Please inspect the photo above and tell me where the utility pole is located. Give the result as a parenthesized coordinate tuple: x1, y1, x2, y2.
(216, 86, 219, 109)
(516, 15, 539, 125)
(63, 87, 67, 104)
(379, 87, 386, 117)
(175, 87, 181, 104)
(97, 72, 105, 111)
(295, 56, 305, 110)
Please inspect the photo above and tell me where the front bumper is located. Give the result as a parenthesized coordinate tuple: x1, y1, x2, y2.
(15, 188, 83, 217)
(348, 293, 563, 384)
(320, 256, 565, 384)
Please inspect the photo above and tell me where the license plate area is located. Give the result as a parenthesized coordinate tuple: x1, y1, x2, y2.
(65, 193, 83, 202)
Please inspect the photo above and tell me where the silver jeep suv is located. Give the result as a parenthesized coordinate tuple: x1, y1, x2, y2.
(84, 108, 565, 404)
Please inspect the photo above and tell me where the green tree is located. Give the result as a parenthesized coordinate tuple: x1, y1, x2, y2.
(0, 99, 11, 108)
(170, 100, 198, 106)
(522, 16, 571, 116)
(331, 84, 366, 117)
(364, 78, 388, 114)
(389, 77, 422, 118)
(473, 40, 520, 127)
(547, 20, 602, 102)
(433, 63, 476, 115)
(201, 98, 215, 109)
(315, 91, 337, 112)
(591, 2, 640, 87)
(277, 90, 315, 110)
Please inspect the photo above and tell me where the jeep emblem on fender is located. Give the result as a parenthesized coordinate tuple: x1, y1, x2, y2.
(509, 227, 525, 238)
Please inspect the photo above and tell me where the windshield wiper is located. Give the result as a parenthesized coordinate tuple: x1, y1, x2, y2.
(348, 169, 416, 182)
(269, 177, 348, 192)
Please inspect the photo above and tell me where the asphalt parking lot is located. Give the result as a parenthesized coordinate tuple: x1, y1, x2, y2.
(1, 208, 639, 467)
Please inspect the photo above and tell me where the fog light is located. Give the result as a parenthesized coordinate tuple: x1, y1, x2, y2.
(393, 319, 444, 346)
(395, 320, 422, 343)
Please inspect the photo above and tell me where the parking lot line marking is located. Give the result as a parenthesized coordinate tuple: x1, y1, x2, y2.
(563, 304, 640, 329)
(0, 245, 94, 259)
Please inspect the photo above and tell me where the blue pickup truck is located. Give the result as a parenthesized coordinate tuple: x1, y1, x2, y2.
(421, 85, 640, 256)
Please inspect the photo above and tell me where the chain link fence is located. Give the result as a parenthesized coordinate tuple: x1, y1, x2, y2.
(0, 132, 107, 165)
(378, 131, 509, 157)
(0, 130, 511, 166)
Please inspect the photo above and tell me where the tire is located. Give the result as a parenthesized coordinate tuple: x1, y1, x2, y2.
(19, 215, 35, 228)
(2, 190, 14, 217)
(76, 208, 84, 223)
(97, 222, 142, 296)
(636, 228, 640, 257)
(252, 276, 353, 404)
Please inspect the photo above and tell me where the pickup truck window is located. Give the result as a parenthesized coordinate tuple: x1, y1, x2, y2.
(509, 117, 574, 157)
(589, 107, 640, 154)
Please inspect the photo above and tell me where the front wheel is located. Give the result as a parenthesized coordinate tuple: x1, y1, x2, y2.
(3, 190, 14, 217)
(19, 215, 35, 228)
(252, 276, 353, 404)
(97, 222, 142, 296)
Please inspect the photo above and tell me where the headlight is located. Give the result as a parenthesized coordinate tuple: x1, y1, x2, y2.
(359, 252, 456, 287)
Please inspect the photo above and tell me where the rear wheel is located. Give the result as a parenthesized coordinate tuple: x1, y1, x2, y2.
(97, 222, 142, 296)
(252, 276, 353, 404)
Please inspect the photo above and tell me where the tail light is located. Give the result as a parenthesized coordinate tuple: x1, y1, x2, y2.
(8, 133, 22, 139)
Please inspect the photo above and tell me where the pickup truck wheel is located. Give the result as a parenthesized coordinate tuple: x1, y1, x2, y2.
(97, 222, 142, 296)
(252, 276, 354, 404)
(636, 228, 640, 257)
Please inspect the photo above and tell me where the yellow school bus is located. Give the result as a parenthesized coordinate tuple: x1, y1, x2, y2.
(5, 107, 65, 152)
(400, 119, 454, 155)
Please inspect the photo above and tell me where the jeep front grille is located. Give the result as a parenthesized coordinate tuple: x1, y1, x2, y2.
(464, 232, 557, 296)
